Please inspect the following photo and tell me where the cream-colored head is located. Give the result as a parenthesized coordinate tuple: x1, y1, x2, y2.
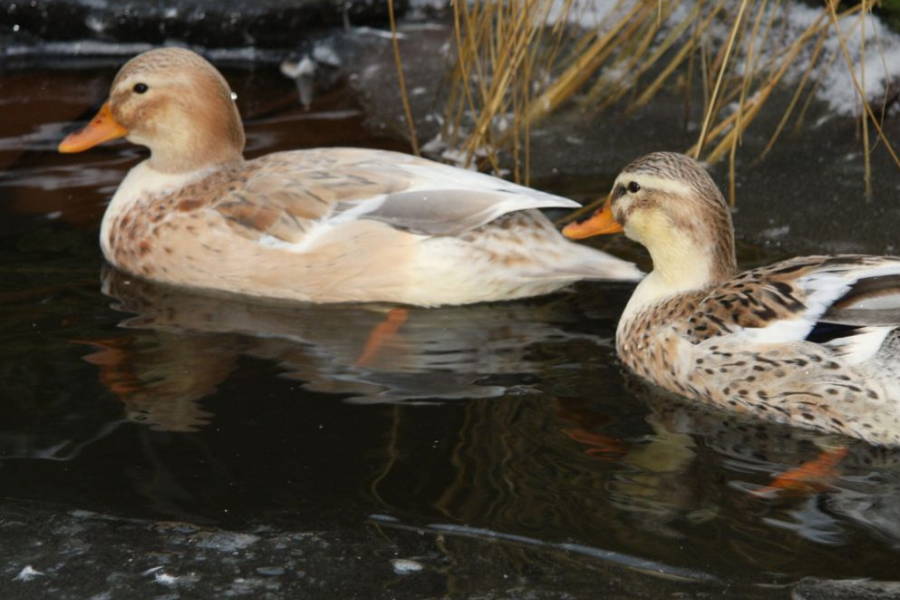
(60, 48, 245, 173)
(610, 152, 737, 290)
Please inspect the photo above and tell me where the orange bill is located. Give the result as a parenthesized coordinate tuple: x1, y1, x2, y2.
(562, 197, 623, 239)
(58, 101, 128, 153)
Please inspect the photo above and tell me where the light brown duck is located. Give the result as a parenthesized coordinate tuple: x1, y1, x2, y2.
(58, 47, 641, 306)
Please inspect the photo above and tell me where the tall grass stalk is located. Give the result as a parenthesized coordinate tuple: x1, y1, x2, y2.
(389, 0, 900, 195)
(388, 0, 420, 155)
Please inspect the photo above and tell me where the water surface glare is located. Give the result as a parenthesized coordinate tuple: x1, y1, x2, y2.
(1, 58, 899, 599)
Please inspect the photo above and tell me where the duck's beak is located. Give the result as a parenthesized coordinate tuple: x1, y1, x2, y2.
(562, 196, 623, 239)
(58, 101, 128, 153)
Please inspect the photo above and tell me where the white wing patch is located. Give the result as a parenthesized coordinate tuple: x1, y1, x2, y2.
(334, 189, 577, 236)
(823, 326, 895, 365)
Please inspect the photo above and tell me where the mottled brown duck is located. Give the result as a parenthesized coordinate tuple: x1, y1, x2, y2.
(564, 152, 900, 447)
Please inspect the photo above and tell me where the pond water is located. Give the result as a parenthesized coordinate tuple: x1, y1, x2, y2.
(2, 56, 900, 599)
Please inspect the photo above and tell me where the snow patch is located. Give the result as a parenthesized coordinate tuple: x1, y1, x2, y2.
(193, 531, 261, 552)
(391, 558, 424, 574)
(671, 1, 900, 117)
(13, 565, 45, 582)
(548, 0, 900, 118)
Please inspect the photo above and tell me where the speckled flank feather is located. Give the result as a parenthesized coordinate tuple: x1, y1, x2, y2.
(68, 48, 642, 307)
(612, 152, 900, 446)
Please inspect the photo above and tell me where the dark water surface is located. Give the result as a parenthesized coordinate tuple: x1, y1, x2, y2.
(2, 57, 900, 599)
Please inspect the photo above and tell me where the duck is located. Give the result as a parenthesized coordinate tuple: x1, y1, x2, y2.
(563, 151, 900, 446)
(57, 47, 640, 306)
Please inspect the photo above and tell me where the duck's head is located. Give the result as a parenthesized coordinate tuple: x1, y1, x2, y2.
(59, 48, 245, 173)
(564, 152, 737, 288)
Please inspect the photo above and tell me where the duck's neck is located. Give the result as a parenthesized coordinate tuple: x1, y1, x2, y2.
(146, 135, 243, 174)
(621, 229, 737, 325)
(138, 95, 246, 174)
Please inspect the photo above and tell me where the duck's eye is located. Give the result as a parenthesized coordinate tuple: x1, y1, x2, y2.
(133, 83, 149, 94)
(627, 181, 641, 194)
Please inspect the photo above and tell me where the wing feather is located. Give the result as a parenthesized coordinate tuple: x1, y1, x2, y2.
(211, 148, 578, 242)
(690, 255, 900, 345)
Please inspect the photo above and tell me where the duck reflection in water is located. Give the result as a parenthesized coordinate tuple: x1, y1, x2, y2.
(557, 371, 900, 549)
(81, 267, 610, 432)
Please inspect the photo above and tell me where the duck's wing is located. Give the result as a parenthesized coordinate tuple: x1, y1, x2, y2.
(690, 255, 900, 351)
(214, 148, 579, 243)
(822, 267, 900, 325)
(683, 256, 900, 445)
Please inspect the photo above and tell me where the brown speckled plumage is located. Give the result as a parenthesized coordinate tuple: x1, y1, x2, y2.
(608, 153, 900, 446)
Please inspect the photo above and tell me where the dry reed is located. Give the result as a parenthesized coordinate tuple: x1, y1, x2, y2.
(389, 0, 900, 201)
